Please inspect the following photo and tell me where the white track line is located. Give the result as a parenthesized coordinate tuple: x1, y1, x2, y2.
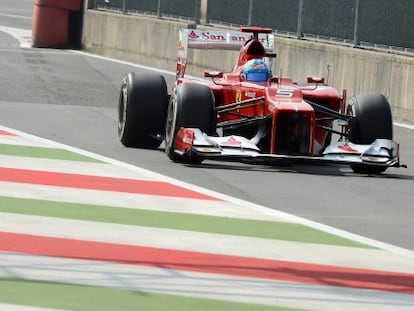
(0, 13, 31, 20)
(0, 304, 59, 311)
(0, 25, 31, 48)
(395, 122, 414, 130)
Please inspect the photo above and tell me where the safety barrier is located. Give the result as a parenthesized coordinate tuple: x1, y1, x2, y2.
(32, 0, 83, 48)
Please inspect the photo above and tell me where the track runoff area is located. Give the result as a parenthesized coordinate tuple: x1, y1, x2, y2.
(1, 121, 414, 311)
(1, 27, 414, 310)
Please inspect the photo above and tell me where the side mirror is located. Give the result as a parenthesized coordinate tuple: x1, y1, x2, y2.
(204, 70, 224, 78)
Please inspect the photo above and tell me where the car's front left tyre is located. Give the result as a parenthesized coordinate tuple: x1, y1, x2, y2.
(118, 72, 168, 148)
(165, 83, 216, 163)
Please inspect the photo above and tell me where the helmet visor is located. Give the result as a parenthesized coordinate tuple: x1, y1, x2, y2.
(245, 72, 268, 82)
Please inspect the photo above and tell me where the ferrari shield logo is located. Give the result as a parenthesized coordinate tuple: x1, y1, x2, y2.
(236, 90, 242, 103)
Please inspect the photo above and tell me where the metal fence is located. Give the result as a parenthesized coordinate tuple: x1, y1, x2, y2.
(93, 0, 414, 55)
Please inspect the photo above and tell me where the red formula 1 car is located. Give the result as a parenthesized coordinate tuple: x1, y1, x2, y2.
(118, 27, 404, 174)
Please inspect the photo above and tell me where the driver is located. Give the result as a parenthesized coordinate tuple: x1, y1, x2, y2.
(241, 58, 271, 82)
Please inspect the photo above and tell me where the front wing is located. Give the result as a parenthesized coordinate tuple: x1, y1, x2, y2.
(174, 128, 403, 168)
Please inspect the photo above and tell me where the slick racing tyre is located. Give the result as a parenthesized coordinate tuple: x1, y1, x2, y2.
(118, 72, 168, 148)
(347, 93, 393, 174)
(165, 83, 216, 164)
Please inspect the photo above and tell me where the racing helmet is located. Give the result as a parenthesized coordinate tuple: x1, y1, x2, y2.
(241, 58, 271, 82)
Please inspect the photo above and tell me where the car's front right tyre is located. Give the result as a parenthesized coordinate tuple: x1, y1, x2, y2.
(347, 93, 393, 174)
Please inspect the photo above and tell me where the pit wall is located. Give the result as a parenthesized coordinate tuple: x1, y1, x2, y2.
(83, 10, 413, 123)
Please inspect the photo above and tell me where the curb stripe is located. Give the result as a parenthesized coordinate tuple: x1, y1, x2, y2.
(0, 144, 102, 162)
(0, 167, 221, 201)
(0, 130, 16, 136)
(0, 196, 370, 247)
(2, 253, 414, 311)
(0, 182, 276, 221)
(0, 277, 283, 311)
(5, 212, 412, 274)
(2, 231, 414, 295)
(0, 156, 158, 180)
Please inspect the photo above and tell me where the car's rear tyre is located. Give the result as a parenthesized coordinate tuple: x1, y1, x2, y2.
(118, 72, 168, 148)
(347, 93, 393, 174)
(165, 83, 216, 164)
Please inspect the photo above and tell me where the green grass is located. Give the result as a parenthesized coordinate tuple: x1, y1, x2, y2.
(0, 196, 373, 248)
(0, 277, 302, 311)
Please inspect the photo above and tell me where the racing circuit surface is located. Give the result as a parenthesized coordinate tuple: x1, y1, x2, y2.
(1, 1, 413, 251)
(0, 2, 414, 310)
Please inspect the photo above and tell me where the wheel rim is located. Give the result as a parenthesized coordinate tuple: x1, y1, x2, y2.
(118, 83, 128, 138)
(165, 94, 177, 152)
(346, 99, 357, 142)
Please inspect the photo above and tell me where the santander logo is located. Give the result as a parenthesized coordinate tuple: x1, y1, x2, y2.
(188, 30, 250, 43)
(188, 31, 200, 40)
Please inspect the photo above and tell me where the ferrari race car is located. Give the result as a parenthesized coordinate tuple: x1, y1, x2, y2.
(118, 26, 404, 174)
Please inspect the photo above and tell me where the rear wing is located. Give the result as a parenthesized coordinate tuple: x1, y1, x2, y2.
(176, 28, 275, 79)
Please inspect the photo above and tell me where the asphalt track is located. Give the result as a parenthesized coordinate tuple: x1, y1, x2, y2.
(0, 2, 414, 310)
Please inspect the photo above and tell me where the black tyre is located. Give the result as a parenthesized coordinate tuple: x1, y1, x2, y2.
(118, 72, 168, 148)
(165, 83, 216, 163)
(347, 93, 393, 174)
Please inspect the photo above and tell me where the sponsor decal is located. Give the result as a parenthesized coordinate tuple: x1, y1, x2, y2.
(202, 32, 226, 41)
(178, 40, 184, 50)
(235, 91, 242, 112)
(236, 90, 242, 103)
(245, 91, 256, 98)
(187, 30, 268, 45)
(276, 89, 294, 98)
(199, 31, 247, 43)
(338, 143, 358, 153)
(220, 136, 241, 147)
(188, 30, 200, 40)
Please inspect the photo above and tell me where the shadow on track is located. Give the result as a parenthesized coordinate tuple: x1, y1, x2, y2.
(182, 159, 413, 180)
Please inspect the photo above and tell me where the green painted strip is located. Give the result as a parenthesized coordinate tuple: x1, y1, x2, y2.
(0, 196, 373, 248)
(0, 144, 102, 163)
(0, 277, 302, 311)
